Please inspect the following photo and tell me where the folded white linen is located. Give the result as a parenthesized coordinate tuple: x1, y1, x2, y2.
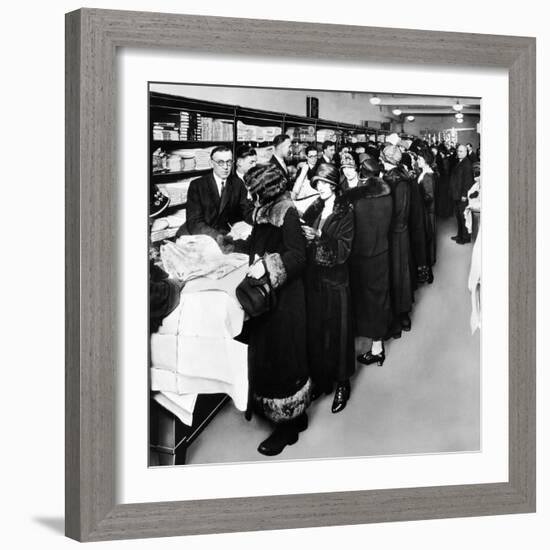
(150, 285, 248, 412)
(152, 391, 198, 427)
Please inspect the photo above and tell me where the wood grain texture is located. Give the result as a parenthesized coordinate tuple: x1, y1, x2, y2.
(65, 10, 81, 541)
(65, 7, 536, 542)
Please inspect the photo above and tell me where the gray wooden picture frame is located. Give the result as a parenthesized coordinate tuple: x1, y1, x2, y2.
(65, 8, 536, 542)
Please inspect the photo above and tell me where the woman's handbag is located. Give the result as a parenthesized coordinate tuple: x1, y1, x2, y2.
(236, 259, 276, 318)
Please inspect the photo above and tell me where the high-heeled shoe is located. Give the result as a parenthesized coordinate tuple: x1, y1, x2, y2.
(331, 381, 351, 413)
(357, 344, 385, 367)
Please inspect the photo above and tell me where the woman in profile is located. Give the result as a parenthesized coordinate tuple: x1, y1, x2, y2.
(301, 163, 355, 413)
(243, 163, 311, 456)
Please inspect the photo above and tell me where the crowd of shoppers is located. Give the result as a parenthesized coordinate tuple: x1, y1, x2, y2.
(152, 132, 480, 457)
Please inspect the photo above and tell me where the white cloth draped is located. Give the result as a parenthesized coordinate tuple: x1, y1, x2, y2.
(150, 263, 249, 426)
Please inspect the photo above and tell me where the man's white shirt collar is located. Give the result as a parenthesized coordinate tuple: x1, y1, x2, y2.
(274, 154, 287, 172)
(213, 173, 226, 196)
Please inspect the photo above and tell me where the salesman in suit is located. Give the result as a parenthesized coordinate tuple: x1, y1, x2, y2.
(449, 144, 475, 244)
(181, 145, 253, 241)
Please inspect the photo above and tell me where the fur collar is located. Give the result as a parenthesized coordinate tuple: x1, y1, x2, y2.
(302, 195, 354, 227)
(343, 177, 391, 201)
(253, 192, 296, 227)
(383, 165, 414, 185)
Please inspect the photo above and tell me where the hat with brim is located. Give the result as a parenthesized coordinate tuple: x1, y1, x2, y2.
(311, 162, 340, 189)
(359, 156, 384, 179)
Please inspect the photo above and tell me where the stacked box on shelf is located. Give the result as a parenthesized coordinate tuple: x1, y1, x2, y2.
(237, 121, 254, 141)
(201, 117, 212, 141)
(179, 112, 190, 141)
(153, 122, 180, 141)
(316, 128, 338, 143)
(195, 113, 202, 141)
(299, 126, 316, 142)
(194, 147, 214, 170)
(237, 122, 281, 143)
(157, 178, 197, 206)
(222, 120, 234, 141)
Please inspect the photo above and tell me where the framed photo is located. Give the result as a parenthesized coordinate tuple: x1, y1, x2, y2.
(65, 8, 536, 542)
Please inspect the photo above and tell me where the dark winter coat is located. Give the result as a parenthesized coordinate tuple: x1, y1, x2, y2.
(384, 166, 414, 317)
(302, 195, 355, 390)
(408, 168, 429, 280)
(269, 155, 292, 192)
(435, 152, 454, 218)
(449, 157, 475, 201)
(419, 172, 436, 266)
(345, 178, 393, 340)
(245, 194, 311, 423)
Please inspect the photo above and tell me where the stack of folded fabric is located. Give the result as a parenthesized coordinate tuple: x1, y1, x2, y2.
(150, 265, 249, 426)
(157, 179, 194, 206)
(194, 147, 214, 170)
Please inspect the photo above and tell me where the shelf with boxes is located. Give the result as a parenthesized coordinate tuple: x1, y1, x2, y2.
(150, 91, 391, 187)
(150, 93, 237, 191)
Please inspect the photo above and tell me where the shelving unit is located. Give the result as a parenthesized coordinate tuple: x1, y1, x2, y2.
(150, 91, 391, 189)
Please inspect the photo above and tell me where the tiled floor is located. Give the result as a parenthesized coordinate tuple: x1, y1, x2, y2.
(185, 217, 480, 465)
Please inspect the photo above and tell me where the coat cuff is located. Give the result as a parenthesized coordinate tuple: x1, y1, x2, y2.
(264, 253, 287, 289)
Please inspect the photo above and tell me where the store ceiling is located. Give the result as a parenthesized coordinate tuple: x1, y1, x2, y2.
(369, 94, 481, 116)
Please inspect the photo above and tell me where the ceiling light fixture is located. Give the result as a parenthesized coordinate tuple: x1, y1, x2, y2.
(407, 115, 415, 121)
(369, 95, 381, 105)
(455, 113, 464, 120)
(453, 100, 464, 112)
(392, 108, 402, 116)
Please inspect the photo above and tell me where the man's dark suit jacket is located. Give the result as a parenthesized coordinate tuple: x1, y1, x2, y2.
(269, 155, 292, 191)
(449, 157, 474, 201)
(182, 171, 253, 239)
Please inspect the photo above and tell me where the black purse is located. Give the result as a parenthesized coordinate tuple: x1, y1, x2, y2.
(236, 260, 276, 318)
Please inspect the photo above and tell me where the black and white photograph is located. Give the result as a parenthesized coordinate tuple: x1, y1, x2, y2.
(148, 82, 482, 466)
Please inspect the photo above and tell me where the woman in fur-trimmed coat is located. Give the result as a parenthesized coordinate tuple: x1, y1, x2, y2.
(348, 156, 394, 367)
(243, 163, 311, 457)
(302, 162, 355, 414)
